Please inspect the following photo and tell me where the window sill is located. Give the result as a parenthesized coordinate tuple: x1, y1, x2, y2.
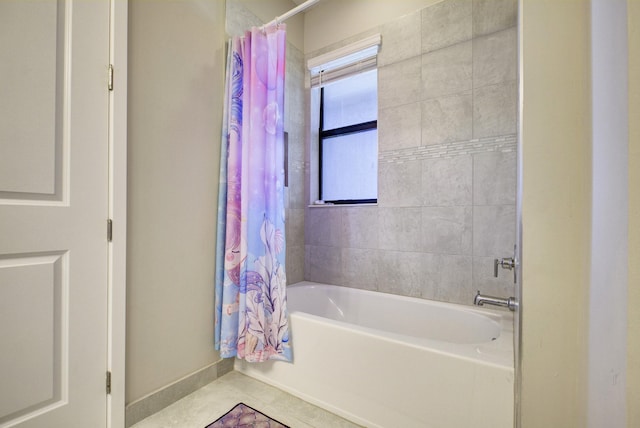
(307, 203, 378, 208)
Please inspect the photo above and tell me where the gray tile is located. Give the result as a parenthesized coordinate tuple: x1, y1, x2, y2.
(422, 155, 473, 206)
(473, 151, 517, 205)
(285, 187, 291, 209)
(378, 160, 422, 207)
(472, 256, 516, 298)
(421, 40, 472, 100)
(378, 11, 422, 66)
(472, 0, 517, 37)
(263, 390, 361, 428)
(213, 372, 289, 406)
(288, 164, 305, 209)
(305, 207, 343, 247)
(378, 56, 422, 110)
(131, 371, 363, 428)
(473, 27, 517, 88)
(377, 250, 424, 297)
(473, 81, 517, 138)
(306, 244, 344, 285)
(379, 207, 422, 251)
(307, 130, 318, 205)
(284, 93, 292, 134)
(287, 123, 305, 163)
(342, 206, 379, 249)
(304, 245, 311, 281)
(421, 92, 473, 146)
(421, 253, 473, 304)
(286, 208, 305, 246)
(225, 0, 262, 37)
(422, 0, 472, 54)
(473, 205, 516, 257)
(421, 206, 473, 254)
(378, 102, 422, 151)
(286, 245, 305, 285)
(286, 43, 305, 75)
(271, 416, 315, 428)
(341, 248, 379, 291)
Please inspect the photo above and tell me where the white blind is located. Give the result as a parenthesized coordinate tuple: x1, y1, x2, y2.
(307, 34, 381, 88)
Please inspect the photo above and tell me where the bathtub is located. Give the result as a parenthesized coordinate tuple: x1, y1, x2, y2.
(235, 282, 514, 428)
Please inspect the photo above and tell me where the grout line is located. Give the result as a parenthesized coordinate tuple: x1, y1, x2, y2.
(379, 134, 517, 163)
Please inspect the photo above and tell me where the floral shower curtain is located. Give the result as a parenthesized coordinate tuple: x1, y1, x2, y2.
(214, 25, 291, 362)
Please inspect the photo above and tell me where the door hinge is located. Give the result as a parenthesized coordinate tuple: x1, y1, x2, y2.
(107, 219, 113, 242)
(106, 371, 112, 395)
(108, 64, 114, 91)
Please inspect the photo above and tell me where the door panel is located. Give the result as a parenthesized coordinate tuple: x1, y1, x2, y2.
(0, 0, 64, 201)
(0, 253, 66, 422)
(0, 1, 110, 427)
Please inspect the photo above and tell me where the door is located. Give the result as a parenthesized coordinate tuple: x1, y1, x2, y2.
(0, 1, 110, 427)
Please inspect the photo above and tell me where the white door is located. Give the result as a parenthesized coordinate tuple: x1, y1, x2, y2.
(0, 1, 110, 427)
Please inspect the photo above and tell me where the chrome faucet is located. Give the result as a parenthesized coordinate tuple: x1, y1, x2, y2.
(474, 290, 518, 312)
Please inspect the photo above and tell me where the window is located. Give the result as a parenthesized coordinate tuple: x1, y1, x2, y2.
(308, 34, 381, 205)
(320, 70, 378, 203)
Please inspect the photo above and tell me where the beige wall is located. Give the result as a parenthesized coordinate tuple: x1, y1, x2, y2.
(520, 0, 591, 426)
(303, 0, 439, 53)
(126, 0, 226, 403)
(628, 0, 640, 426)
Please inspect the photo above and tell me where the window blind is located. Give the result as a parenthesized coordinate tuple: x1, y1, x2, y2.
(307, 34, 381, 88)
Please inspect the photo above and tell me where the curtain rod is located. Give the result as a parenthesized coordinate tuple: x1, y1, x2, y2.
(261, 0, 321, 29)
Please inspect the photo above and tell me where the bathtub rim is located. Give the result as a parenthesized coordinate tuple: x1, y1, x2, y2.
(286, 281, 515, 369)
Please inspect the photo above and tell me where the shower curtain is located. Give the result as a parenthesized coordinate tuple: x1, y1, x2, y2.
(214, 25, 291, 362)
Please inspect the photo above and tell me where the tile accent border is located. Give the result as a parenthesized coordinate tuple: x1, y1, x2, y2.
(125, 358, 235, 427)
(379, 133, 517, 164)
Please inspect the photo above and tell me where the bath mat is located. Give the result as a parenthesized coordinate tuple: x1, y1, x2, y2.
(205, 403, 289, 428)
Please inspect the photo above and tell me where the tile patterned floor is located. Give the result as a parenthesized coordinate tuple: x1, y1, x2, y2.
(130, 371, 362, 428)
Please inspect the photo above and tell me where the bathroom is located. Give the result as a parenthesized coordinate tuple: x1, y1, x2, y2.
(125, 0, 636, 426)
(0, 0, 636, 427)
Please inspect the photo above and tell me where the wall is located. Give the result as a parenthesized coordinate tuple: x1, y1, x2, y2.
(519, 0, 591, 426)
(127, 0, 226, 408)
(588, 0, 629, 425)
(304, 0, 519, 306)
(303, 0, 440, 53)
(226, 0, 307, 285)
(628, 0, 640, 426)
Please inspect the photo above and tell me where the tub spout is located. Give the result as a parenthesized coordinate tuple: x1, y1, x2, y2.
(474, 291, 518, 312)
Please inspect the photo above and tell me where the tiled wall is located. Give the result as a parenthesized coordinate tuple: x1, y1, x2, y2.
(304, 0, 518, 305)
(225, 0, 306, 284)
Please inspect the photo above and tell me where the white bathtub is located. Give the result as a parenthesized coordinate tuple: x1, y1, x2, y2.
(235, 282, 514, 428)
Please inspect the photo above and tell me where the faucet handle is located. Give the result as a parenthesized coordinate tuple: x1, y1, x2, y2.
(494, 257, 515, 277)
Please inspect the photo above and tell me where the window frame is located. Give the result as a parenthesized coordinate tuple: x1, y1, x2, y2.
(318, 84, 378, 205)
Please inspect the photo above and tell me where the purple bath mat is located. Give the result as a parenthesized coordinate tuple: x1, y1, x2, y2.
(205, 403, 289, 428)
